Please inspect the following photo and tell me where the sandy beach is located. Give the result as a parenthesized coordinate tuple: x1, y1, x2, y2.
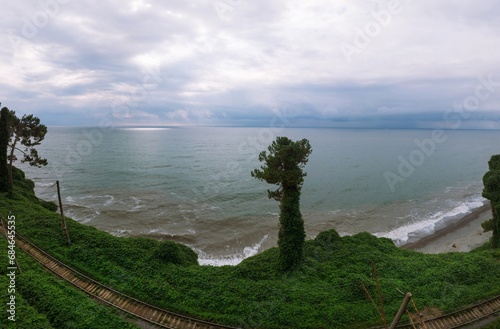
(403, 203, 493, 253)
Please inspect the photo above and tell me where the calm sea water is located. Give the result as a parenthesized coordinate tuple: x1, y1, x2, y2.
(19, 127, 500, 265)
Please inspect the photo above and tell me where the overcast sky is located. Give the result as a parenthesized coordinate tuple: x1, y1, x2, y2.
(2, 0, 500, 128)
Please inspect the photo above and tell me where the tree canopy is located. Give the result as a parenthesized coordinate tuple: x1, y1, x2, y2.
(482, 154, 500, 248)
(0, 104, 48, 191)
(252, 136, 312, 271)
(252, 137, 312, 200)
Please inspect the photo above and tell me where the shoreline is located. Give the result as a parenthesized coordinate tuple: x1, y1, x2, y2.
(403, 203, 493, 253)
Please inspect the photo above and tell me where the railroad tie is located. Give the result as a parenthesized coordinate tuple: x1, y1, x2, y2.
(472, 307, 483, 318)
(91, 284, 101, 295)
(116, 296, 126, 307)
(111, 295, 120, 306)
(147, 307, 156, 320)
(101, 290, 112, 300)
(446, 315, 456, 326)
(145, 308, 157, 322)
(55, 267, 67, 276)
(108, 294, 119, 304)
(115, 296, 125, 308)
(120, 299, 130, 311)
(86, 283, 96, 293)
(436, 318, 447, 329)
(60, 268, 71, 277)
(151, 309, 159, 320)
(426, 320, 435, 329)
(131, 302, 142, 314)
(142, 307, 152, 320)
(158, 313, 169, 324)
(47, 261, 58, 270)
(485, 302, 496, 313)
(76, 279, 87, 290)
(172, 317, 181, 327)
(136, 305, 145, 318)
(150, 309, 158, 321)
(107, 291, 117, 302)
(81, 281, 90, 289)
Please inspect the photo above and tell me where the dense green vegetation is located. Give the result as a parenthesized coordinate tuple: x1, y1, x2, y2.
(483, 154, 500, 248)
(0, 239, 140, 329)
(1, 168, 500, 328)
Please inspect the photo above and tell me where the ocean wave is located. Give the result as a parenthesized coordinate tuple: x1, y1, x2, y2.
(135, 228, 199, 244)
(64, 194, 116, 206)
(109, 229, 132, 237)
(103, 195, 115, 206)
(374, 199, 486, 246)
(35, 181, 56, 187)
(66, 209, 99, 224)
(195, 234, 269, 266)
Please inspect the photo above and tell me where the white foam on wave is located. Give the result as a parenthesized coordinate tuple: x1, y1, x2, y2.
(142, 228, 198, 239)
(103, 195, 115, 206)
(375, 199, 485, 246)
(65, 209, 99, 224)
(36, 181, 55, 187)
(196, 235, 269, 266)
(79, 217, 94, 224)
(110, 229, 132, 237)
(147, 228, 164, 235)
(64, 194, 116, 207)
(130, 196, 142, 210)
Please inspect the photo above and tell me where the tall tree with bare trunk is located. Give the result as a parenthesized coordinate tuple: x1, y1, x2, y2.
(0, 106, 11, 193)
(252, 136, 312, 271)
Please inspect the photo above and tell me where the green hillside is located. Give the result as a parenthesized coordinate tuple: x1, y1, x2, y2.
(1, 167, 499, 328)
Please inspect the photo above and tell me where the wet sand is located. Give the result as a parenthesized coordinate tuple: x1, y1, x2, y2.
(403, 203, 493, 253)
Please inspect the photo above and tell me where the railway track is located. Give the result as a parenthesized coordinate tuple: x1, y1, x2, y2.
(394, 295, 500, 329)
(2, 227, 240, 329)
(3, 225, 499, 329)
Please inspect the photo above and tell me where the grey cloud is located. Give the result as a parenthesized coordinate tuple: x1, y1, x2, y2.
(1, 0, 499, 128)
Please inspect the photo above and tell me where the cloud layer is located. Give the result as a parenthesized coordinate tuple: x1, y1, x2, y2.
(2, 0, 500, 128)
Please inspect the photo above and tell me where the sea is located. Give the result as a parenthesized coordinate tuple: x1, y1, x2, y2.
(18, 127, 500, 266)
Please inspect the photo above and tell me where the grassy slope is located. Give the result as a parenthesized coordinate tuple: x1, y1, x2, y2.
(1, 167, 500, 328)
(0, 169, 139, 329)
(0, 239, 140, 329)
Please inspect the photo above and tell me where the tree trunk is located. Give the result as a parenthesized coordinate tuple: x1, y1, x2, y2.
(0, 108, 10, 193)
(492, 202, 500, 249)
(278, 188, 305, 271)
(8, 140, 16, 191)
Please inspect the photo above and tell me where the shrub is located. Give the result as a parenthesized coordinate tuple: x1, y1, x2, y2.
(154, 240, 198, 266)
(483, 218, 494, 232)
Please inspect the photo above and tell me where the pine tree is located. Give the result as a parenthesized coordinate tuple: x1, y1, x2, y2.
(7, 113, 48, 189)
(252, 137, 312, 271)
